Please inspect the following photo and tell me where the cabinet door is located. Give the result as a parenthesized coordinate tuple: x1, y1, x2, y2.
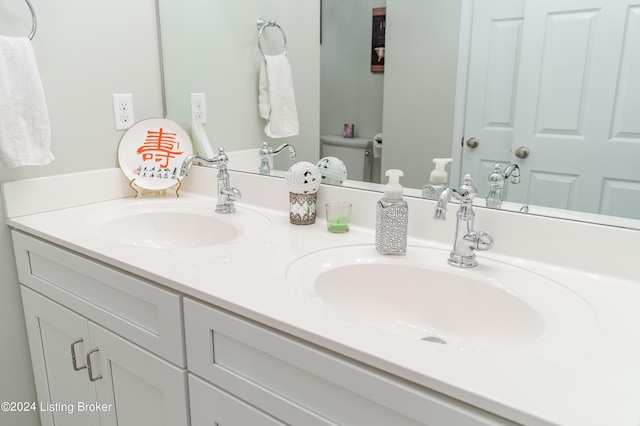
(86, 323, 189, 426)
(21, 287, 100, 426)
(189, 374, 286, 426)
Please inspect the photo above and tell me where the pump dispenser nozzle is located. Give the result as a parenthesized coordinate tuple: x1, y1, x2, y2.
(422, 158, 453, 200)
(383, 169, 404, 200)
(430, 158, 453, 184)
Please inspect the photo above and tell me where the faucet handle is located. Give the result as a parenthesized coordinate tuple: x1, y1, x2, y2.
(224, 187, 241, 201)
(488, 165, 505, 188)
(215, 147, 229, 164)
(459, 174, 477, 200)
(464, 231, 493, 251)
(259, 142, 270, 158)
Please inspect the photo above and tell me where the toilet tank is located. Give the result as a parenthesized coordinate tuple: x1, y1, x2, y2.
(320, 135, 373, 182)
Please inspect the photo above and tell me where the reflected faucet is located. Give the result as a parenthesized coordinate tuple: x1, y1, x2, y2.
(180, 147, 241, 214)
(434, 174, 493, 268)
(258, 141, 296, 175)
(486, 163, 520, 209)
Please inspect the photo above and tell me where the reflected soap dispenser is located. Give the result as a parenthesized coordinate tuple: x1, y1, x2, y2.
(422, 158, 452, 200)
(375, 169, 408, 255)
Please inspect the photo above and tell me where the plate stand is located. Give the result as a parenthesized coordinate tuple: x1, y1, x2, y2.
(129, 178, 182, 198)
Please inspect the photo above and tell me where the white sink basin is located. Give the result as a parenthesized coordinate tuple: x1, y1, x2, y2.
(287, 245, 595, 348)
(84, 199, 270, 249)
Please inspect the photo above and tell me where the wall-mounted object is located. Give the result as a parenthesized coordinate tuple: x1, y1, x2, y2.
(256, 18, 287, 57)
(371, 7, 386, 73)
(22, 0, 38, 40)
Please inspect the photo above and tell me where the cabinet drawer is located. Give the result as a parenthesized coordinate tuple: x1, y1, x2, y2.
(12, 231, 185, 367)
(190, 374, 286, 426)
(184, 298, 515, 426)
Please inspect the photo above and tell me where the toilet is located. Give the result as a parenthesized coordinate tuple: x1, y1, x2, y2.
(320, 135, 378, 182)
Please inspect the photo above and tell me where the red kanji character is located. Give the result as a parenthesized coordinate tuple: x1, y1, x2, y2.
(136, 128, 184, 168)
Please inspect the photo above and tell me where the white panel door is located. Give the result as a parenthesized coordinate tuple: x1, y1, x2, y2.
(21, 287, 100, 426)
(87, 323, 189, 426)
(508, 0, 640, 218)
(459, 0, 525, 197)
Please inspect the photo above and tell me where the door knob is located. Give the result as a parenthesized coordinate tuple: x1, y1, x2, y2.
(515, 146, 530, 158)
(465, 137, 479, 148)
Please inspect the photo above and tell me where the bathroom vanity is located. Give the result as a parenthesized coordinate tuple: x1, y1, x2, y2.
(3, 167, 640, 426)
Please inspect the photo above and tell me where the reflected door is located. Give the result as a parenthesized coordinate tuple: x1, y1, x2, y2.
(509, 0, 640, 218)
(461, 0, 640, 219)
(459, 0, 526, 199)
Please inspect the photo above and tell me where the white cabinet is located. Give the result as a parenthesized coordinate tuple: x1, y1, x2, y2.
(184, 298, 516, 426)
(12, 230, 516, 426)
(15, 232, 189, 426)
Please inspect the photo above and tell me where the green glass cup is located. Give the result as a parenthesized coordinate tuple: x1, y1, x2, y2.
(325, 202, 352, 233)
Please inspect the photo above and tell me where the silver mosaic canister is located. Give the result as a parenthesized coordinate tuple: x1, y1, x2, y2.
(375, 169, 408, 255)
(375, 201, 408, 254)
(286, 161, 321, 225)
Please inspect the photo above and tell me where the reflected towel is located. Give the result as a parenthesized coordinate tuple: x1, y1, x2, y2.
(373, 133, 383, 158)
(0, 35, 54, 168)
(258, 54, 299, 139)
(191, 115, 215, 158)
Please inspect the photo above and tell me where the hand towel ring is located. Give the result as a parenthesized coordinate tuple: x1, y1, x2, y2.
(257, 18, 287, 57)
(25, 0, 38, 40)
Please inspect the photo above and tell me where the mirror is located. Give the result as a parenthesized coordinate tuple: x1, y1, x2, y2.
(157, 0, 640, 230)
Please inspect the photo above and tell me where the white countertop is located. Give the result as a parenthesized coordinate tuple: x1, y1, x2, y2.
(4, 168, 640, 426)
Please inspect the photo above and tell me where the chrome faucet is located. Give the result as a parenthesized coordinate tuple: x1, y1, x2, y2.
(486, 163, 520, 209)
(180, 147, 241, 214)
(434, 174, 493, 268)
(258, 141, 296, 175)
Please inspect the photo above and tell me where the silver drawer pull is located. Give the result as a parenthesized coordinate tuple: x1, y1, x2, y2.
(70, 338, 86, 371)
(86, 348, 103, 382)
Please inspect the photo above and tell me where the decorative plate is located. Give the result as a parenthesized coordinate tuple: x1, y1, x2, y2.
(117, 118, 193, 191)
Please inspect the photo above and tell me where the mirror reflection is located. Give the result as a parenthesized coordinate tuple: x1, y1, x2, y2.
(157, 0, 640, 229)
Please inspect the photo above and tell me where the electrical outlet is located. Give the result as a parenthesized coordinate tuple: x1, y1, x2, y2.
(191, 93, 207, 124)
(112, 94, 135, 130)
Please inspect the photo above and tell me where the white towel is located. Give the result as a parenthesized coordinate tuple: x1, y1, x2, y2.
(373, 133, 383, 158)
(258, 54, 299, 139)
(0, 35, 54, 168)
(191, 115, 215, 158)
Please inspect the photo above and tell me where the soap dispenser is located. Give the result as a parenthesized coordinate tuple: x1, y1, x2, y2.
(422, 158, 453, 200)
(375, 169, 408, 255)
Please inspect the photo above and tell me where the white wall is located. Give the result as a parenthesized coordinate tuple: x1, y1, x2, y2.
(0, 1, 458, 422)
(320, 0, 385, 141)
(159, 0, 320, 169)
(0, 1, 163, 424)
(382, 0, 462, 189)
(158, 0, 462, 188)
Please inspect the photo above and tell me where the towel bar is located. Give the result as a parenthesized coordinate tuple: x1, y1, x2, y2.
(25, 0, 37, 40)
(1, 0, 36, 39)
(257, 18, 287, 57)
